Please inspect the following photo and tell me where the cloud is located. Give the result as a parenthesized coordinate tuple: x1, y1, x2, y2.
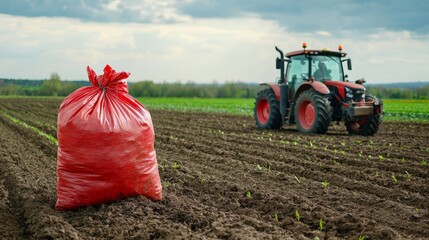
(316, 31, 331, 37)
(0, 1, 428, 83)
(177, 0, 429, 36)
(0, 0, 191, 23)
(2, 0, 429, 36)
(1, 13, 428, 84)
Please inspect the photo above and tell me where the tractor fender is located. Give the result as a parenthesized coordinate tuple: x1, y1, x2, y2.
(294, 81, 330, 101)
(259, 83, 280, 101)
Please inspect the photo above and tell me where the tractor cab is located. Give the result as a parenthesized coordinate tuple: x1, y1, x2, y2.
(285, 47, 350, 99)
(287, 54, 343, 98)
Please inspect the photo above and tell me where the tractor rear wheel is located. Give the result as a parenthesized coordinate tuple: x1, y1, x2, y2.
(345, 95, 383, 136)
(294, 89, 332, 134)
(254, 89, 282, 129)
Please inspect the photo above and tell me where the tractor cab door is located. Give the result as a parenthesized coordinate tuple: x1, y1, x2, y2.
(286, 55, 309, 99)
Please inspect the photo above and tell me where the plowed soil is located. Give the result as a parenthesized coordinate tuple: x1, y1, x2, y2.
(0, 98, 428, 240)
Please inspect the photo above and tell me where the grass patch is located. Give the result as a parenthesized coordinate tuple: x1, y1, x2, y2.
(0, 110, 58, 145)
(137, 97, 254, 115)
(382, 99, 429, 122)
(138, 97, 429, 122)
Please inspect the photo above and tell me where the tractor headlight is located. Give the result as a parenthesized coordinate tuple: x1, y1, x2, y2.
(345, 87, 353, 99)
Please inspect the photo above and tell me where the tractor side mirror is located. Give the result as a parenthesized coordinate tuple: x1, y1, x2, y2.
(347, 59, 352, 70)
(355, 78, 366, 84)
(276, 57, 283, 70)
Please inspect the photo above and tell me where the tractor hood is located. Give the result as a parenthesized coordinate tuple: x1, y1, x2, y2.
(324, 81, 365, 91)
(324, 80, 366, 101)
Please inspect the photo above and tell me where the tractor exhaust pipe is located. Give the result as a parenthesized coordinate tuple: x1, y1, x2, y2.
(275, 46, 285, 84)
(276, 46, 288, 122)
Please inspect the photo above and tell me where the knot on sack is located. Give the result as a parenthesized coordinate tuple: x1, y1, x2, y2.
(87, 65, 131, 94)
(98, 81, 107, 93)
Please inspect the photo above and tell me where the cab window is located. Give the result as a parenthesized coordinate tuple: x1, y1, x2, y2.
(286, 56, 308, 95)
(311, 55, 343, 81)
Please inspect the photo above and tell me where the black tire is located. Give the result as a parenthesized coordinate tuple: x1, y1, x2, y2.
(345, 95, 383, 136)
(254, 89, 282, 129)
(294, 89, 332, 134)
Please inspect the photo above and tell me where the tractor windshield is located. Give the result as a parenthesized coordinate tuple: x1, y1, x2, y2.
(286, 54, 344, 97)
(311, 55, 343, 81)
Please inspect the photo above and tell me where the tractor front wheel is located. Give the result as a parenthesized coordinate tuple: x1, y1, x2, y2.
(254, 89, 282, 129)
(345, 95, 383, 136)
(294, 89, 332, 134)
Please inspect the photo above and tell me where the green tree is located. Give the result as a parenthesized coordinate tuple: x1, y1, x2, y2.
(41, 73, 62, 96)
(60, 81, 80, 96)
(0, 84, 21, 95)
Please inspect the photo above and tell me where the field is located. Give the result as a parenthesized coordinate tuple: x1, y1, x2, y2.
(0, 97, 428, 239)
(137, 97, 429, 122)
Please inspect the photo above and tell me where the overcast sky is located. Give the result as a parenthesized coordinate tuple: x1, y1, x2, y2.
(1, 0, 428, 83)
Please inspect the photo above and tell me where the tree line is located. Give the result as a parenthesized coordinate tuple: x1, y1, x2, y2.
(1, 74, 428, 99)
(365, 86, 429, 100)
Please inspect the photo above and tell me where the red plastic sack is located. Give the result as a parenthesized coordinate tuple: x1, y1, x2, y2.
(56, 65, 162, 210)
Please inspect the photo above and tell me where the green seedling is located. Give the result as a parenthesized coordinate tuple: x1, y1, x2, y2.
(161, 181, 170, 189)
(295, 210, 301, 221)
(274, 213, 279, 221)
(322, 180, 330, 188)
(246, 191, 252, 199)
(358, 235, 366, 240)
(294, 175, 301, 183)
(158, 163, 165, 172)
(378, 155, 385, 160)
(422, 160, 427, 166)
(391, 174, 398, 184)
(199, 176, 206, 184)
(319, 218, 323, 231)
(172, 162, 180, 169)
(405, 171, 412, 180)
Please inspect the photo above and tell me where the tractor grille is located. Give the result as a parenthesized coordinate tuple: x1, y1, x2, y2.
(352, 89, 365, 102)
(345, 87, 365, 102)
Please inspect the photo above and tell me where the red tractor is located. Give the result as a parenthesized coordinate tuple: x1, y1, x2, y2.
(254, 43, 383, 135)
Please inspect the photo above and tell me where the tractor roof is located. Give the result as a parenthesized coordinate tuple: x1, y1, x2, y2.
(286, 49, 347, 58)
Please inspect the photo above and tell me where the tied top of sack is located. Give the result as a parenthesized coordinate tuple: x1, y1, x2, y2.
(87, 64, 130, 94)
